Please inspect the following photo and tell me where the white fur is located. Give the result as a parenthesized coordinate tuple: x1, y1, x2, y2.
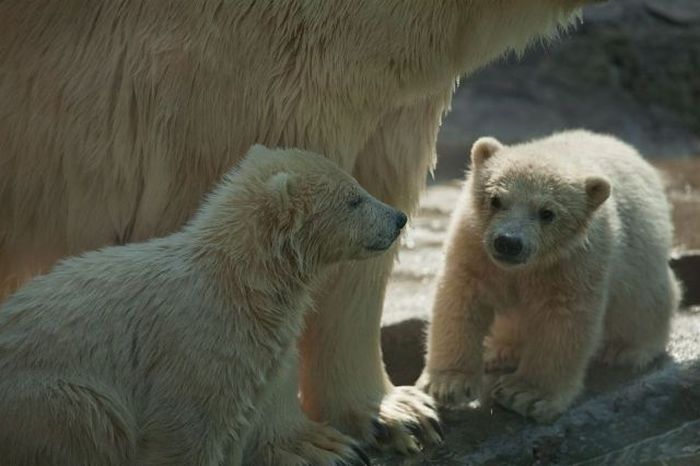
(418, 130, 681, 422)
(0, 146, 403, 465)
(0, 0, 589, 453)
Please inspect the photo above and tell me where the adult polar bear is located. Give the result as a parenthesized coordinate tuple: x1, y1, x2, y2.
(0, 0, 593, 457)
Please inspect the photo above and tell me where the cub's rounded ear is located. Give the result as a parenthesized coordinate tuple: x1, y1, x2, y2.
(585, 176, 611, 210)
(266, 171, 296, 206)
(470, 137, 503, 168)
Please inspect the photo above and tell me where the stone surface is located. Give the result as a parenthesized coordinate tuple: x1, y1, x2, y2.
(671, 251, 700, 308)
(433, 0, 700, 183)
(376, 161, 700, 464)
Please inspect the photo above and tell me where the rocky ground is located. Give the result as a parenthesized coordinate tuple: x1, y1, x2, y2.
(375, 160, 700, 465)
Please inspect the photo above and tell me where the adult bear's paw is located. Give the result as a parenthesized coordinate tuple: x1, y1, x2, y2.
(351, 386, 443, 455)
(255, 419, 370, 466)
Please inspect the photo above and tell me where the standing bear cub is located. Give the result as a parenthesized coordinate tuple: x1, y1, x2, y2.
(0, 145, 405, 466)
(418, 130, 680, 423)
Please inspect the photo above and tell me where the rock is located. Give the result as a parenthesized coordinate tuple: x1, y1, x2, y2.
(671, 251, 700, 307)
(434, 0, 700, 182)
(644, 1, 700, 26)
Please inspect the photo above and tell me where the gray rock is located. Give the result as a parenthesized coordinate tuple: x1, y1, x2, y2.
(434, 0, 700, 183)
(672, 251, 700, 308)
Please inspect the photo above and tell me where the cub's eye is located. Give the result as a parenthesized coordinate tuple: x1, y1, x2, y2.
(490, 195, 502, 209)
(539, 208, 555, 223)
(348, 196, 363, 209)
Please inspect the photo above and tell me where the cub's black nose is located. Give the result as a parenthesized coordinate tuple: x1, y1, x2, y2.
(494, 234, 523, 257)
(396, 211, 408, 230)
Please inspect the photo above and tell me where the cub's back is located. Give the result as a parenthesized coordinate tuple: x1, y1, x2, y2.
(0, 235, 212, 377)
(560, 130, 672, 246)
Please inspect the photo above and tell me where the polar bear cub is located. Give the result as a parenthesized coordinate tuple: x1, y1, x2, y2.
(418, 130, 680, 422)
(0, 145, 406, 465)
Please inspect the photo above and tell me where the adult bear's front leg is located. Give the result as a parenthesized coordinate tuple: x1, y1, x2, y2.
(299, 92, 452, 454)
(300, 256, 442, 454)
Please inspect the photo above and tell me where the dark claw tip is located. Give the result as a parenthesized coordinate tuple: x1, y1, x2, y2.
(352, 445, 371, 466)
(428, 418, 444, 440)
(406, 421, 422, 437)
(371, 418, 390, 441)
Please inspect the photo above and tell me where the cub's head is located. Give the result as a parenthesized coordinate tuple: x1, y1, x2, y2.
(211, 145, 406, 269)
(468, 137, 611, 270)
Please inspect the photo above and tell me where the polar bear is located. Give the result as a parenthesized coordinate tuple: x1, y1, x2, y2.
(0, 0, 597, 451)
(418, 130, 680, 423)
(0, 145, 407, 466)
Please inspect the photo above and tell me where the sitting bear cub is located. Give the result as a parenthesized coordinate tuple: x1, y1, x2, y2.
(418, 130, 680, 423)
(0, 145, 405, 465)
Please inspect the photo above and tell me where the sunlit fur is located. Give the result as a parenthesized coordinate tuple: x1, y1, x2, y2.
(0, 145, 403, 465)
(0, 0, 588, 451)
(419, 130, 681, 423)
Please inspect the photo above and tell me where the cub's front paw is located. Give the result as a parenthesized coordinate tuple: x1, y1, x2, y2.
(255, 420, 369, 466)
(350, 386, 443, 455)
(491, 374, 575, 423)
(416, 369, 480, 406)
(482, 340, 520, 374)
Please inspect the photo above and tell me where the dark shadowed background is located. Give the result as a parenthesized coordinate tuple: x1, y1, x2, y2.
(434, 0, 700, 182)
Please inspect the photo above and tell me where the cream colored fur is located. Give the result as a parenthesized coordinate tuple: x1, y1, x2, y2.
(418, 130, 680, 423)
(0, 145, 405, 465)
(0, 0, 591, 452)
